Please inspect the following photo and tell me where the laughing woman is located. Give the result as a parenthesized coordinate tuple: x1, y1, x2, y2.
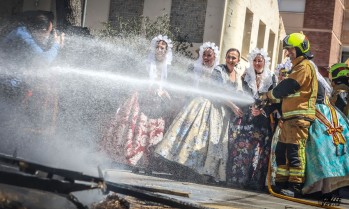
(227, 48, 276, 190)
(155, 44, 243, 183)
(302, 61, 349, 196)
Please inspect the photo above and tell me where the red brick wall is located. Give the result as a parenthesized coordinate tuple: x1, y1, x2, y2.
(302, 0, 344, 77)
(303, 0, 335, 30)
(304, 31, 331, 73)
(342, 30, 349, 45)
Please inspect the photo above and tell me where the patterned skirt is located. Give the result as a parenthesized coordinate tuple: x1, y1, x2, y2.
(304, 103, 349, 194)
(227, 114, 271, 190)
(154, 97, 231, 182)
(100, 91, 165, 167)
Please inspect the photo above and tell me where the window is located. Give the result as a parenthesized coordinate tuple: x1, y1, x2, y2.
(268, 30, 276, 65)
(241, 9, 253, 59)
(341, 51, 349, 63)
(257, 20, 266, 49)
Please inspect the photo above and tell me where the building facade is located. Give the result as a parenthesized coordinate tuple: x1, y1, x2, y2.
(103, 0, 285, 68)
(1, 0, 286, 69)
(279, 0, 348, 76)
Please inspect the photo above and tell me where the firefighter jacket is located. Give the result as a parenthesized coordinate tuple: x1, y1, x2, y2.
(266, 56, 318, 120)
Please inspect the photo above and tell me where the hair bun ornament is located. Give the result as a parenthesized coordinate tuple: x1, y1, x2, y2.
(199, 42, 220, 58)
(247, 48, 271, 70)
(150, 34, 173, 65)
(151, 34, 173, 50)
(197, 42, 220, 67)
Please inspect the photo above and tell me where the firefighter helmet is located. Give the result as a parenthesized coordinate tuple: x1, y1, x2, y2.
(283, 33, 312, 58)
(329, 63, 349, 80)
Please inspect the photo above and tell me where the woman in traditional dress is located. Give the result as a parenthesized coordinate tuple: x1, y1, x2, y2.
(100, 35, 173, 173)
(227, 48, 276, 190)
(154, 45, 243, 183)
(303, 61, 349, 196)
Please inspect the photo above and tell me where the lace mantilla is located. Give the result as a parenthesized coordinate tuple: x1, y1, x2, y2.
(195, 42, 220, 68)
(149, 34, 173, 65)
(244, 48, 273, 98)
(148, 35, 173, 85)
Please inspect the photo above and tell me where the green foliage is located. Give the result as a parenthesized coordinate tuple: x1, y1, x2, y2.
(98, 14, 193, 58)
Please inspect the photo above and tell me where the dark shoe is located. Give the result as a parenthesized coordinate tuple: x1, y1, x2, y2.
(280, 183, 303, 198)
(272, 182, 287, 193)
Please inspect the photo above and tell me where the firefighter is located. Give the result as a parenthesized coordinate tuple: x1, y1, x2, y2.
(261, 32, 318, 197)
(329, 63, 349, 116)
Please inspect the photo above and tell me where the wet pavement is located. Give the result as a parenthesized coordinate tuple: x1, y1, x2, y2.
(104, 169, 349, 209)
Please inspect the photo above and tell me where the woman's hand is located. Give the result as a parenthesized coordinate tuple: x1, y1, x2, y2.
(53, 30, 65, 48)
(230, 103, 243, 117)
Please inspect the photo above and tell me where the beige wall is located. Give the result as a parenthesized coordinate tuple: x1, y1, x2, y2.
(203, 0, 225, 46)
(189, 0, 226, 59)
(279, 12, 304, 33)
(84, 0, 111, 32)
(278, 17, 287, 63)
(50, 0, 284, 68)
(220, 0, 245, 61)
(81, 0, 284, 68)
(220, 0, 283, 70)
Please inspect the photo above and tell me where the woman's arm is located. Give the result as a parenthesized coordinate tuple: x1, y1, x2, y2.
(16, 27, 60, 64)
(225, 100, 243, 117)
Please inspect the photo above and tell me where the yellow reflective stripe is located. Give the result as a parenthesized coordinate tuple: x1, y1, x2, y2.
(299, 139, 306, 170)
(271, 98, 281, 103)
(289, 168, 305, 177)
(276, 168, 289, 176)
(308, 63, 317, 108)
(283, 109, 316, 118)
(287, 92, 300, 98)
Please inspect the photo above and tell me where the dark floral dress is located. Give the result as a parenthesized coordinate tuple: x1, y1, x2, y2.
(226, 80, 274, 190)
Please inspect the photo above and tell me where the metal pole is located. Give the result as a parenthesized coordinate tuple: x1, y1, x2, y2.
(82, 0, 88, 27)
